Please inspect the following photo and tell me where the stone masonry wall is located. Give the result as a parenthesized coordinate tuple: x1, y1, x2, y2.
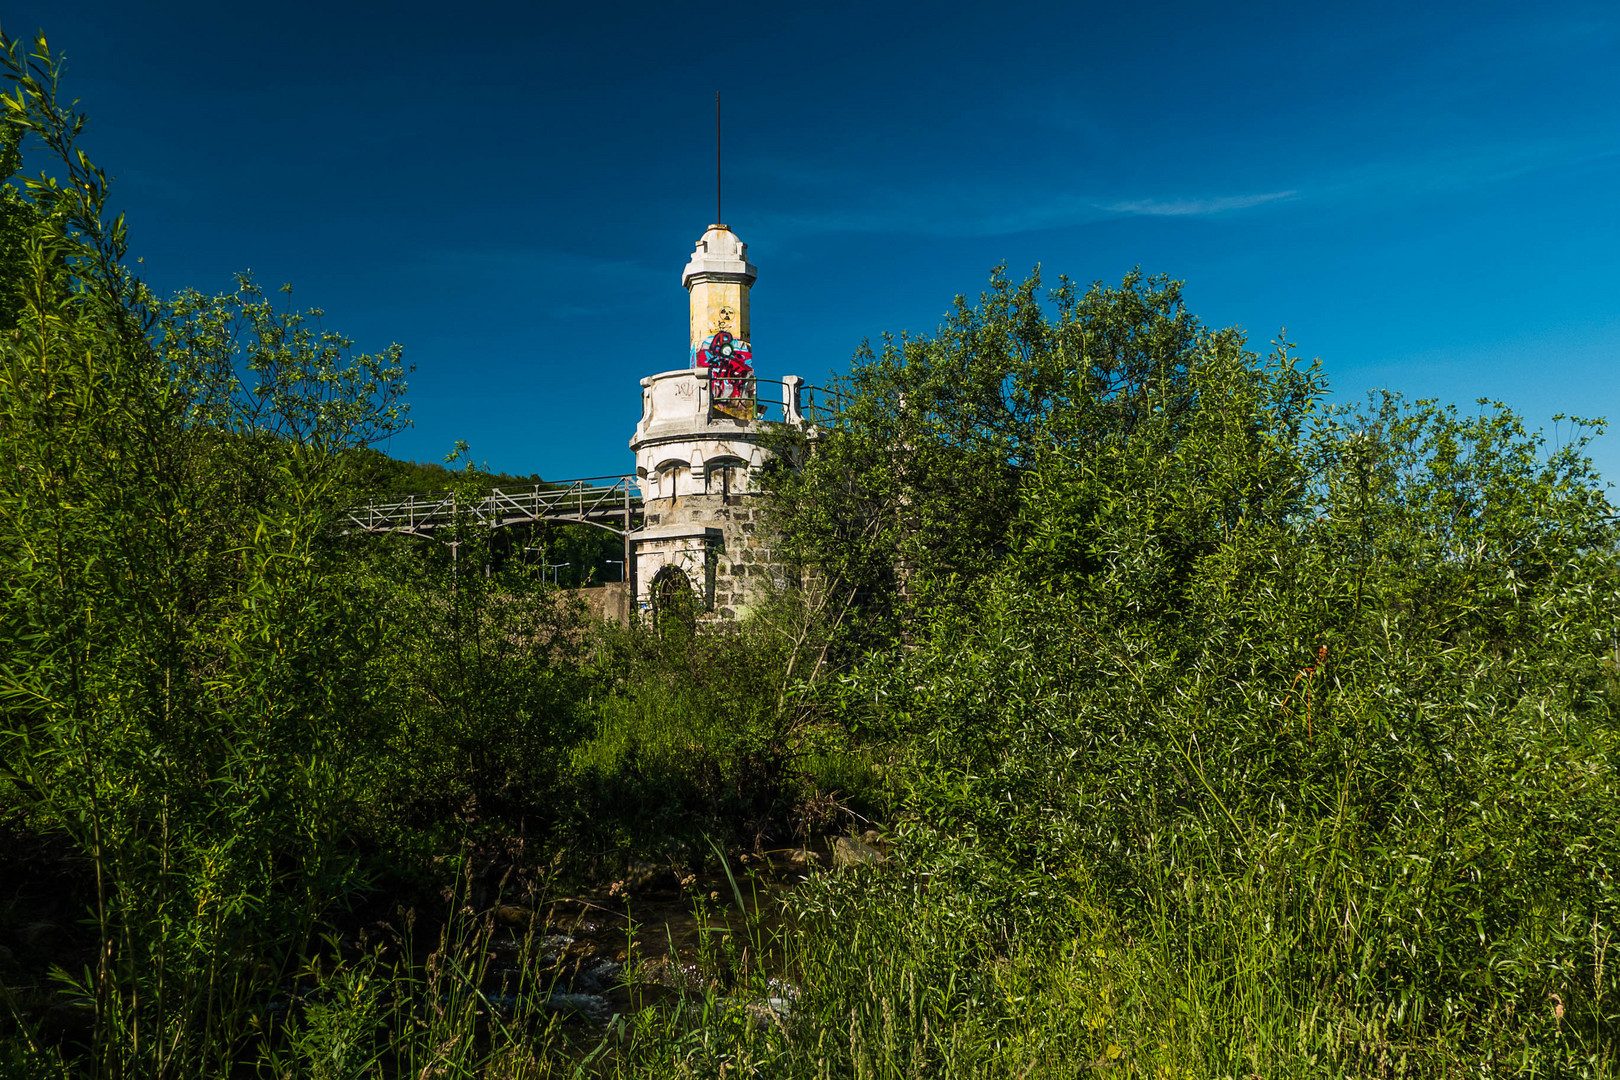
(638, 490, 777, 621)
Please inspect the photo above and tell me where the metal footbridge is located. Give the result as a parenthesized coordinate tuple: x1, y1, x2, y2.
(343, 476, 644, 538)
(341, 374, 845, 541)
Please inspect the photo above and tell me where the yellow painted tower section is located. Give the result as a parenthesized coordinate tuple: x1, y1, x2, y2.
(682, 224, 758, 357)
(690, 276, 750, 351)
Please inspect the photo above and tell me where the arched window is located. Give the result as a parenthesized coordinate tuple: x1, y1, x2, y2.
(705, 455, 747, 496)
(653, 459, 687, 499)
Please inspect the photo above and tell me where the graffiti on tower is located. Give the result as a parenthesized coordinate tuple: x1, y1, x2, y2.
(693, 331, 755, 418)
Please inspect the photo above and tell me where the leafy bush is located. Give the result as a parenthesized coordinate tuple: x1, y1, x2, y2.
(566, 601, 851, 861)
(739, 269, 1620, 1074)
(0, 35, 406, 1076)
(352, 501, 596, 842)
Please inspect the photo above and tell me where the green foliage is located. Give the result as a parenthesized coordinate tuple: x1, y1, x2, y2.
(0, 114, 35, 333)
(353, 466, 596, 840)
(257, 869, 574, 1080)
(344, 445, 549, 497)
(568, 596, 850, 859)
(161, 274, 408, 455)
(542, 521, 625, 587)
(274, 964, 386, 1080)
(4, 26, 1617, 1079)
(0, 1037, 70, 1080)
(736, 267, 1620, 1074)
(0, 33, 407, 1077)
(763, 266, 1215, 644)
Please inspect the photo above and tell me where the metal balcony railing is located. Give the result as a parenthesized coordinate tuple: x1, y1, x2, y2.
(703, 375, 846, 429)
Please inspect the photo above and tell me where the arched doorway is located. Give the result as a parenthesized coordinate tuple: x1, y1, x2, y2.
(651, 565, 698, 633)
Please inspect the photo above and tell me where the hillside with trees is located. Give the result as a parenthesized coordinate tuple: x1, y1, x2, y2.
(1, 31, 1617, 1079)
(346, 447, 552, 498)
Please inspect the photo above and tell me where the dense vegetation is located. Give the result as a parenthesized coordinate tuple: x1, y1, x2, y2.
(347, 434, 627, 587)
(751, 271, 1620, 1076)
(3, 31, 1617, 1079)
(347, 448, 550, 498)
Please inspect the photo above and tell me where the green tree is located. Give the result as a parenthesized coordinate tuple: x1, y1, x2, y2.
(763, 266, 1221, 646)
(0, 34, 408, 1076)
(0, 112, 34, 330)
(768, 265, 1620, 1069)
(352, 445, 596, 840)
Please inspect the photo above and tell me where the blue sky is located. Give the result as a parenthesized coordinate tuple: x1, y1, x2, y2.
(8, 1, 1619, 484)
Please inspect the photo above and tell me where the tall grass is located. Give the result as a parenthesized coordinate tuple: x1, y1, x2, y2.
(260, 866, 581, 1080)
(610, 819, 1615, 1078)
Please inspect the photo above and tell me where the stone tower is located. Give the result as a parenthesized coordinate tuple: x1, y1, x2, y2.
(683, 224, 756, 356)
(629, 224, 805, 621)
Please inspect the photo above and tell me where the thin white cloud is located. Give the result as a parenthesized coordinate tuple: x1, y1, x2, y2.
(751, 185, 1300, 240)
(754, 127, 1620, 241)
(1103, 191, 1299, 216)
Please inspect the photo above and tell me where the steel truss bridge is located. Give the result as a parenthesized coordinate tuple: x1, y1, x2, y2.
(341, 377, 847, 543)
(343, 476, 644, 539)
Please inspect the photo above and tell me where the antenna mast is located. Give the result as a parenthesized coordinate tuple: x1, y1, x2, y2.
(715, 91, 723, 225)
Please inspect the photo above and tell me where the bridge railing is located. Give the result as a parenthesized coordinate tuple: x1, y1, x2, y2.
(344, 475, 644, 536)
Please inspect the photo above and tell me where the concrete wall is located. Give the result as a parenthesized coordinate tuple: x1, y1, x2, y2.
(579, 581, 631, 626)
